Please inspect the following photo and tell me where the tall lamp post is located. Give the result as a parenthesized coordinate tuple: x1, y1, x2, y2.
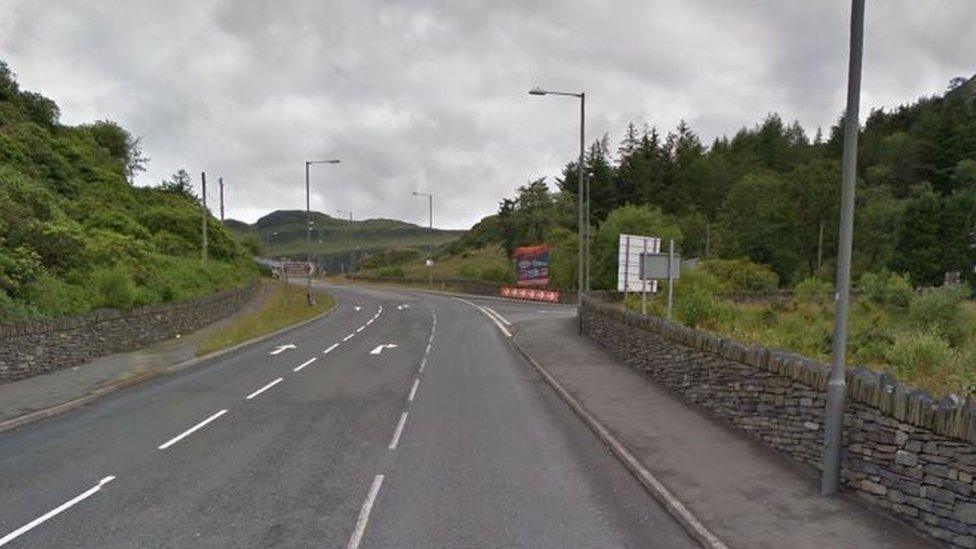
(529, 86, 586, 304)
(336, 209, 353, 276)
(305, 159, 341, 305)
(413, 191, 434, 289)
(822, 0, 866, 496)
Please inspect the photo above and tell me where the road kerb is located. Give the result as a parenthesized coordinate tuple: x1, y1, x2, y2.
(509, 336, 728, 549)
(0, 302, 337, 435)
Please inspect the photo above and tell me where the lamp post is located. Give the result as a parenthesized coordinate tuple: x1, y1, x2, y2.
(529, 86, 586, 305)
(305, 159, 341, 305)
(413, 191, 434, 289)
(336, 209, 353, 276)
(822, 0, 866, 496)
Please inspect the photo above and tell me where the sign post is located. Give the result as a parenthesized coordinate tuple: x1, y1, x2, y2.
(641, 238, 648, 315)
(667, 239, 675, 319)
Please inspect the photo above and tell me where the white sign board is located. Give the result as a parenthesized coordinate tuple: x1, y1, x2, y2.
(617, 234, 661, 292)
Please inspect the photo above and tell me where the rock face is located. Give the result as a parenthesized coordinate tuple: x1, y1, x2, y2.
(581, 295, 976, 548)
(0, 283, 259, 383)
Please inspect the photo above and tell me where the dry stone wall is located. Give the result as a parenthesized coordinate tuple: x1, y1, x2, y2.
(0, 283, 259, 383)
(581, 295, 976, 548)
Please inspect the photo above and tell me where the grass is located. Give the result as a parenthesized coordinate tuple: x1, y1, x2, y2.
(364, 243, 514, 283)
(626, 272, 976, 398)
(196, 282, 335, 356)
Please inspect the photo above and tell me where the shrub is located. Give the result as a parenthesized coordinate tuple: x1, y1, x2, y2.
(794, 277, 833, 300)
(859, 270, 913, 307)
(480, 265, 514, 284)
(672, 269, 727, 328)
(24, 273, 91, 317)
(457, 263, 479, 279)
(907, 286, 968, 344)
(375, 265, 405, 278)
(884, 328, 959, 382)
(702, 258, 779, 293)
(90, 267, 136, 310)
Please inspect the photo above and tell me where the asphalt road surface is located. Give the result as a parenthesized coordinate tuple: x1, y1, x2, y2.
(0, 284, 695, 548)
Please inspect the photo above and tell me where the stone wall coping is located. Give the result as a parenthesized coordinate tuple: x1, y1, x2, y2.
(581, 294, 976, 445)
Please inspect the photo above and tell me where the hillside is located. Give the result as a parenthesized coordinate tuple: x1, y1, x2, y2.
(225, 210, 464, 269)
(0, 61, 254, 321)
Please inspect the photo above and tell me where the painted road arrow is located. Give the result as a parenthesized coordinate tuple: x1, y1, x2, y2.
(354, 306, 362, 312)
(396, 304, 410, 310)
(369, 344, 398, 355)
(269, 344, 297, 355)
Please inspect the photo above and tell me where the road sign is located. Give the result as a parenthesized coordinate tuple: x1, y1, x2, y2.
(640, 253, 681, 280)
(617, 234, 661, 292)
(282, 262, 314, 278)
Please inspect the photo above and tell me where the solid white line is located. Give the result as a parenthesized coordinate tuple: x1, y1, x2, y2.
(408, 378, 420, 401)
(293, 357, 317, 372)
(246, 377, 284, 400)
(424, 343, 431, 354)
(388, 412, 409, 450)
(453, 298, 512, 338)
(158, 409, 228, 450)
(343, 334, 354, 342)
(346, 474, 384, 549)
(323, 343, 339, 355)
(418, 357, 427, 373)
(0, 476, 115, 547)
(483, 306, 512, 326)
(356, 326, 365, 333)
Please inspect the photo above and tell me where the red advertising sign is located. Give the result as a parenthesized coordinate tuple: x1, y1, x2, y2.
(500, 286, 561, 303)
(514, 245, 550, 287)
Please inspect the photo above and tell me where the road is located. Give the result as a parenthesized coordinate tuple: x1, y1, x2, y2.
(0, 284, 695, 548)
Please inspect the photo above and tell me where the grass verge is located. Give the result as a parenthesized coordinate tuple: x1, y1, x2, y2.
(196, 282, 335, 356)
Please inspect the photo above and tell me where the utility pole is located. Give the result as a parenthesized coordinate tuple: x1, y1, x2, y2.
(201, 172, 208, 262)
(219, 177, 225, 222)
(822, 0, 866, 497)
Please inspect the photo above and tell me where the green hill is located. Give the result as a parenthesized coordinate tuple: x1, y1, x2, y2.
(0, 61, 255, 322)
(225, 210, 464, 271)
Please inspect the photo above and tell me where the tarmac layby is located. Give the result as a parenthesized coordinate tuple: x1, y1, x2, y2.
(0, 283, 695, 548)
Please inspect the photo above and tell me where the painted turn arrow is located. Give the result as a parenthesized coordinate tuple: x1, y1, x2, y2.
(269, 344, 297, 355)
(369, 344, 398, 355)
(396, 304, 410, 311)
(354, 306, 362, 312)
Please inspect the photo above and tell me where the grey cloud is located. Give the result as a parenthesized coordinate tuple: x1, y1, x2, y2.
(0, 1, 972, 228)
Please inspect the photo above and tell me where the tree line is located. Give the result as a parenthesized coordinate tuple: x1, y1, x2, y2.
(457, 76, 976, 290)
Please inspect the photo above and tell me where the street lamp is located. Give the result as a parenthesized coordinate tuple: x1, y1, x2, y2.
(822, 0, 865, 496)
(305, 159, 341, 305)
(413, 191, 434, 289)
(529, 86, 587, 305)
(336, 209, 353, 276)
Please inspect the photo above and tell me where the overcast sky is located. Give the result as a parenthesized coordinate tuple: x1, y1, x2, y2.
(0, 1, 973, 229)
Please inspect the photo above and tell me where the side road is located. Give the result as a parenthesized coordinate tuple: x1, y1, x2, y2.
(513, 315, 933, 549)
(0, 285, 332, 432)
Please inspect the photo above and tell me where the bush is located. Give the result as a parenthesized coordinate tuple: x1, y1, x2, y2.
(24, 273, 91, 317)
(375, 265, 405, 278)
(702, 259, 779, 293)
(90, 267, 136, 310)
(672, 269, 728, 328)
(794, 277, 833, 300)
(480, 265, 514, 284)
(859, 270, 913, 307)
(457, 263, 480, 279)
(884, 328, 959, 382)
(907, 286, 968, 344)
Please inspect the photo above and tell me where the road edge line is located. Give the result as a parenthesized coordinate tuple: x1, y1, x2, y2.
(508, 336, 728, 549)
(0, 298, 338, 435)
